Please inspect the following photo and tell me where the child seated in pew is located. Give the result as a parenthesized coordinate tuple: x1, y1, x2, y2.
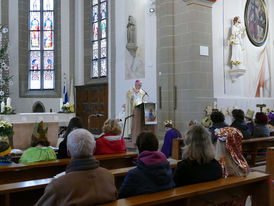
(94, 119, 126, 155)
(253, 112, 270, 138)
(19, 121, 56, 164)
(173, 124, 222, 186)
(0, 141, 13, 165)
(215, 127, 250, 206)
(118, 132, 175, 198)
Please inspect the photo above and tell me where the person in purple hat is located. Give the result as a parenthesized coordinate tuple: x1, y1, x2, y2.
(118, 132, 175, 198)
(268, 112, 274, 127)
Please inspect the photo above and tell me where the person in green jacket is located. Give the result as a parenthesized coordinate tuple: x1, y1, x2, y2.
(19, 121, 56, 164)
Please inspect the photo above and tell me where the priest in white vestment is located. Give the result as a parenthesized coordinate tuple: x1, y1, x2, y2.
(124, 80, 146, 138)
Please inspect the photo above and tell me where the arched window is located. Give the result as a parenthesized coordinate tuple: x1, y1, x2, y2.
(91, 0, 108, 79)
(29, 0, 55, 90)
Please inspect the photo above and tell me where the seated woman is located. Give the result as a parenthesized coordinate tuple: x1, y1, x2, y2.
(173, 124, 222, 187)
(94, 119, 126, 155)
(118, 132, 175, 198)
(19, 121, 56, 164)
(161, 120, 182, 158)
(253, 112, 270, 138)
(215, 127, 250, 205)
(57, 117, 83, 159)
(230, 109, 251, 139)
(0, 141, 13, 165)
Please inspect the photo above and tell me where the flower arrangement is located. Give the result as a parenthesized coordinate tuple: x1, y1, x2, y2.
(0, 121, 13, 139)
(60, 103, 74, 113)
(1, 105, 15, 115)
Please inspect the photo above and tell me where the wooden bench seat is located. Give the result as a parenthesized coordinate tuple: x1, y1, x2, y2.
(266, 147, 274, 205)
(242, 136, 274, 167)
(0, 160, 180, 206)
(0, 152, 137, 184)
(101, 172, 270, 206)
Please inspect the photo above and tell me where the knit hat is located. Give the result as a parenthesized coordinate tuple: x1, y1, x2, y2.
(201, 116, 212, 128)
(215, 127, 249, 174)
(245, 109, 254, 120)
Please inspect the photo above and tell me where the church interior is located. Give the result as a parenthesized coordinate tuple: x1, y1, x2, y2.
(0, 0, 273, 205)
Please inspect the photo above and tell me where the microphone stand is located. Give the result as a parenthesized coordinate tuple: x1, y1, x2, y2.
(122, 114, 135, 139)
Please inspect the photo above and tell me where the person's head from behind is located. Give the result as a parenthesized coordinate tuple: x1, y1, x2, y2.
(164, 120, 173, 130)
(67, 129, 95, 159)
(0, 141, 11, 156)
(210, 111, 225, 124)
(183, 124, 214, 164)
(103, 119, 122, 135)
(255, 112, 268, 125)
(232, 109, 245, 122)
(31, 121, 49, 147)
(136, 132, 158, 154)
(64, 117, 84, 140)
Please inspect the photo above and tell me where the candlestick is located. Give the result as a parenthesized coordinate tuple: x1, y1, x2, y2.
(6, 97, 11, 107)
(1, 102, 5, 113)
(60, 98, 63, 111)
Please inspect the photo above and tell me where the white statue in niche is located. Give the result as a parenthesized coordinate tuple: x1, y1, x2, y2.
(229, 16, 246, 82)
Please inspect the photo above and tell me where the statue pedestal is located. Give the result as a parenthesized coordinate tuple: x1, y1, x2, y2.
(229, 69, 246, 82)
(0, 113, 75, 150)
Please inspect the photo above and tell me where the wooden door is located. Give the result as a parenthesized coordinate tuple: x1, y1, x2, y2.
(76, 84, 108, 134)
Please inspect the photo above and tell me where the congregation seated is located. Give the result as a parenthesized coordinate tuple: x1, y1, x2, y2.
(268, 112, 274, 132)
(161, 120, 182, 158)
(57, 117, 83, 159)
(230, 109, 251, 139)
(0, 141, 13, 165)
(118, 132, 175, 198)
(208, 111, 228, 144)
(35, 128, 117, 205)
(19, 121, 56, 164)
(215, 127, 250, 205)
(253, 112, 270, 138)
(245, 109, 255, 136)
(94, 119, 126, 155)
(173, 124, 222, 187)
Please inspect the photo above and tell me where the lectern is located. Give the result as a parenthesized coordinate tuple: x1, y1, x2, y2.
(126, 103, 157, 148)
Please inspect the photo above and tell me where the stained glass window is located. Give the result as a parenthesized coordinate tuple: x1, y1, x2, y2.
(91, 0, 108, 78)
(29, 0, 55, 90)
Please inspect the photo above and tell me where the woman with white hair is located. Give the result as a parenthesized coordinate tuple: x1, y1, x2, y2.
(215, 127, 250, 206)
(173, 124, 222, 187)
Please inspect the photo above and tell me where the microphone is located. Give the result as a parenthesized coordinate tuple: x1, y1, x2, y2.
(142, 89, 149, 97)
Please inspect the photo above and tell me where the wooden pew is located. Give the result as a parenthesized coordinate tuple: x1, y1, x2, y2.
(242, 136, 274, 167)
(0, 152, 137, 184)
(266, 147, 274, 206)
(171, 138, 184, 160)
(0, 160, 180, 206)
(101, 172, 270, 206)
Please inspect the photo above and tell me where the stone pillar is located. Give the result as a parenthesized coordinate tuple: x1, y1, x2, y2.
(156, 0, 216, 137)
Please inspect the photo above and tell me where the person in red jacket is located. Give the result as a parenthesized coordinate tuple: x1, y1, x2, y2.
(94, 119, 126, 154)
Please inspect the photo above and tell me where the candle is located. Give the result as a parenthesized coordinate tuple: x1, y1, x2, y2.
(60, 98, 63, 111)
(260, 87, 263, 98)
(1, 102, 5, 113)
(213, 101, 217, 109)
(6, 97, 11, 107)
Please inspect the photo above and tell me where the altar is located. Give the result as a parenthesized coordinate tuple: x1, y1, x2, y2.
(0, 113, 75, 150)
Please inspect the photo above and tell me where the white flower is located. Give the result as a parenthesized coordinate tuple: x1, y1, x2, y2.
(2, 27, 8, 33)
(0, 91, 4, 96)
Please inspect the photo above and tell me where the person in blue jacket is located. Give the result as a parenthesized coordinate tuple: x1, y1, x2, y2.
(118, 132, 175, 198)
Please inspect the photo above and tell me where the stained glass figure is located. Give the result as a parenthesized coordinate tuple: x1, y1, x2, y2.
(101, 19, 106, 38)
(30, 0, 40, 11)
(93, 5, 98, 22)
(44, 0, 54, 10)
(93, 23, 98, 41)
(93, 41, 98, 59)
(30, 31, 40, 49)
(93, 60, 99, 77)
(101, 58, 106, 76)
(100, 2, 107, 20)
(43, 12, 54, 30)
(43, 71, 54, 89)
(93, 0, 98, 5)
(44, 51, 54, 70)
(30, 51, 41, 70)
(101, 39, 106, 58)
(30, 71, 41, 89)
(43, 31, 53, 50)
(30, 12, 40, 30)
